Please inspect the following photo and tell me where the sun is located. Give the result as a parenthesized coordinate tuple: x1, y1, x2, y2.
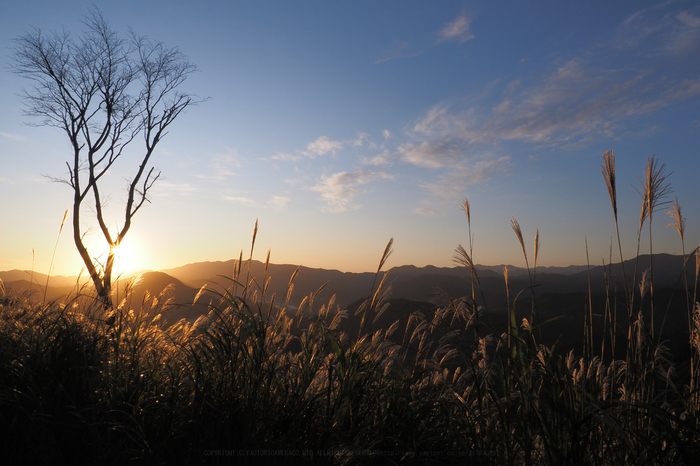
(111, 238, 144, 277)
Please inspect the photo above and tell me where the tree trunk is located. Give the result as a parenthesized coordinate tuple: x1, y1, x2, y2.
(102, 249, 115, 309)
(73, 208, 113, 310)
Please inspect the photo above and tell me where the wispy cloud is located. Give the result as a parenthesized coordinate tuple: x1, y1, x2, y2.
(273, 133, 386, 170)
(0, 131, 24, 142)
(152, 182, 198, 196)
(223, 196, 255, 207)
(213, 151, 241, 176)
(353, 132, 369, 147)
(411, 105, 472, 137)
(275, 136, 345, 161)
(439, 14, 474, 43)
(413, 207, 435, 217)
(398, 141, 464, 168)
(362, 150, 393, 167)
(413, 59, 700, 147)
(679, 10, 700, 28)
(616, 4, 700, 56)
(310, 170, 393, 212)
(375, 13, 475, 64)
(284, 176, 305, 187)
(409, 4, 700, 149)
(303, 136, 343, 157)
(413, 156, 510, 215)
(374, 41, 424, 64)
(271, 152, 301, 162)
(196, 149, 242, 181)
(267, 195, 290, 209)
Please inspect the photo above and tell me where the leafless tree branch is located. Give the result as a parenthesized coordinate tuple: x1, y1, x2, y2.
(11, 7, 203, 308)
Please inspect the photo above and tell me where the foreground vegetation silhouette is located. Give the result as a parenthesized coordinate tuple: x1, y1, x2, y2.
(1, 154, 700, 465)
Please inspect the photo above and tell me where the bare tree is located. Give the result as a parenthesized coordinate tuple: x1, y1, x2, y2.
(12, 8, 202, 309)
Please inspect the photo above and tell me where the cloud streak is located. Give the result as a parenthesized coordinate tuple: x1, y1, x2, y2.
(413, 156, 510, 215)
(213, 152, 241, 177)
(267, 195, 290, 209)
(310, 170, 393, 212)
(271, 152, 301, 162)
(375, 13, 475, 64)
(410, 5, 700, 149)
(0, 131, 24, 142)
(362, 150, 393, 167)
(195, 150, 242, 181)
(616, 4, 700, 56)
(413, 61, 700, 148)
(223, 196, 255, 207)
(152, 182, 198, 197)
(303, 136, 343, 157)
(398, 141, 464, 168)
(439, 14, 474, 43)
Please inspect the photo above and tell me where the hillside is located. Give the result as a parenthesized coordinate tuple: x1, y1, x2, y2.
(2, 253, 694, 337)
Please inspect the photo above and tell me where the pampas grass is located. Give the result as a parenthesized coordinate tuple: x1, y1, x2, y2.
(636, 155, 674, 341)
(2, 156, 700, 464)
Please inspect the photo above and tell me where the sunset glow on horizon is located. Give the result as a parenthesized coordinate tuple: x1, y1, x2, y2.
(2, 1, 699, 277)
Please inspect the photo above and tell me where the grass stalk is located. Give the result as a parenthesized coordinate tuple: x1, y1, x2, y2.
(635, 155, 673, 342)
(602, 150, 631, 315)
(585, 238, 593, 361)
(511, 216, 539, 343)
(667, 197, 691, 332)
(44, 209, 69, 304)
(358, 237, 393, 339)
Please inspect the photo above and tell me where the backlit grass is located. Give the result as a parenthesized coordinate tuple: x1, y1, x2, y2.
(1, 155, 699, 465)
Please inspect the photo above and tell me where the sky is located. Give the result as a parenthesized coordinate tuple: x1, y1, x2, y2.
(1, 0, 699, 277)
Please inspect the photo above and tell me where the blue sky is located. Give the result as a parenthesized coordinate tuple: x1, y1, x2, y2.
(1, 1, 699, 276)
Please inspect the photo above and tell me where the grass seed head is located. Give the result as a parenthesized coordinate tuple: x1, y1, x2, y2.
(462, 198, 471, 225)
(453, 244, 474, 269)
(376, 237, 394, 274)
(602, 150, 617, 219)
(250, 218, 258, 259)
(511, 216, 527, 262)
(639, 268, 650, 300)
(666, 196, 685, 242)
(636, 155, 673, 224)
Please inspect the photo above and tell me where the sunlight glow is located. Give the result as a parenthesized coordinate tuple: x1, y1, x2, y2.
(112, 238, 144, 277)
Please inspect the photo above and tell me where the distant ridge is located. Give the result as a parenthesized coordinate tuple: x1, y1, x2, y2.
(2, 253, 692, 311)
(0, 269, 85, 288)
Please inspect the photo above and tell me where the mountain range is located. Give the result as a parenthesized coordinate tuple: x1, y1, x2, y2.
(157, 251, 698, 360)
(1, 253, 695, 344)
(2, 253, 694, 306)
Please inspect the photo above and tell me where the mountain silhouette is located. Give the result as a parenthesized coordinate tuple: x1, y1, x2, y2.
(2, 253, 694, 342)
